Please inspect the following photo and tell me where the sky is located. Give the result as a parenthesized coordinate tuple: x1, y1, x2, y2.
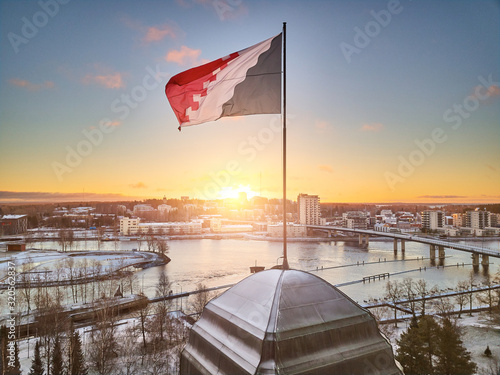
(0, 0, 499, 204)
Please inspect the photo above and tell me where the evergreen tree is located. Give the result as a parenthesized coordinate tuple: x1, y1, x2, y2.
(435, 318, 476, 375)
(29, 340, 44, 375)
(417, 315, 439, 372)
(51, 337, 64, 375)
(5, 341, 22, 375)
(70, 331, 88, 375)
(0, 326, 7, 374)
(395, 317, 432, 375)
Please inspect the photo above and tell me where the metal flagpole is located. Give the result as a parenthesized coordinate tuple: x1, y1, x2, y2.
(282, 22, 289, 270)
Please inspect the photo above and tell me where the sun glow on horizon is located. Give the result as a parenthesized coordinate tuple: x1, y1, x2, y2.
(217, 185, 259, 200)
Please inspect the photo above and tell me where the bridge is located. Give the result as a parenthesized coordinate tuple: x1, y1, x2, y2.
(306, 225, 500, 267)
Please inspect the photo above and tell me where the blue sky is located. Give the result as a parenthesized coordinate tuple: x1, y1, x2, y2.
(0, 0, 499, 203)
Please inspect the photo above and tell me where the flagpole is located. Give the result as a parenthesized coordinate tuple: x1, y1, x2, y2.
(282, 22, 289, 270)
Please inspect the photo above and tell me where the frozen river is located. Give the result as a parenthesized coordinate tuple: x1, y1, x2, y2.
(9, 237, 499, 307)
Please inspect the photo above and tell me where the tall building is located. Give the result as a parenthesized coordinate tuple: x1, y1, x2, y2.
(297, 194, 321, 225)
(421, 210, 444, 231)
(465, 209, 490, 229)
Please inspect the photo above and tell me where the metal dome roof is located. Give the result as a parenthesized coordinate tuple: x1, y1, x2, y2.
(180, 269, 403, 375)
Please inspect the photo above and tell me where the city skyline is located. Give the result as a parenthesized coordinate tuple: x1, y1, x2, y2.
(1, 0, 499, 205)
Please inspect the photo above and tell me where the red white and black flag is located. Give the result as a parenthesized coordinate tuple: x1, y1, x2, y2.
(165, 33, 282, 130)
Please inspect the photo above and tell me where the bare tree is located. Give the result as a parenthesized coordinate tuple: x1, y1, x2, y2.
(454, 280, 470, 318)
(401, 278, 417, 317)
(24, 230, 35, 250)
(97, 227, 106, 251)
(136, 236, 144, 252)
(385, 280, 402, 327)
(90, 259, 103, 302)
(136, 295, 150, 351)
(67, 229, 75, 251)
(35, 291, 67, 375)
(435, 297, 455, 321)
(20, 256, 33, 313)
(146, 226, 155, 251)
(151, 270, 172, 342)
(78, 258, 89, 304)
(476, 275, 499, 315)
(155, 238, 169, 256)
(415, 279, 437, 316)
(125, 271, 138, 295)
(65, 257, 77, 303)
(190, 282, 213, 319)
(118, 326, 140, 375)
(59, 229, 71, 252)
(88, 300, 118, 375)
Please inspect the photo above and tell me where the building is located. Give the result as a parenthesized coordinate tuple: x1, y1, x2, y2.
(342, 211, 369, 229)
(490, 213, 500, 227)
(120, 218, 140, 235)
(465, 209, 490, 229)
(443, 226, 460, 236)
(267, 223, 307, 238)
(421, 210, 444, 231)
(119, 218, 202, 235)
(7, 243, 26, 252)
(138, 222, 202, 235)
(180, 269, 403, 374)
(297, 194, 321, 225)
(452, 213, 464, 227)
(0, 215, 28, 236)
(210, 219, 253, 233)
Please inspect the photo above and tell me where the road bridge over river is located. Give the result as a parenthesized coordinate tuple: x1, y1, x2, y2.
(306, 225, 500, 267)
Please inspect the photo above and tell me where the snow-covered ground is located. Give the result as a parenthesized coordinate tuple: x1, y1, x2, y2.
(0, 249, 158, 285)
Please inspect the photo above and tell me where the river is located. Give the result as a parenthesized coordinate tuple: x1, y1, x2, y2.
(25, 237, 500, 307)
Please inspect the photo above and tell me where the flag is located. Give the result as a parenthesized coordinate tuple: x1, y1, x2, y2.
(165, 33, 282, 130)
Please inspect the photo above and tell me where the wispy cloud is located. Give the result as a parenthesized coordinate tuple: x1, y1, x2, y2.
(417, 195, 468, 199)
(129, 182, 147, 189)
(472, 84, 500, 100)
(315, 119, 332, 134)
(9, 78, 54, 91)
(0, 191, 137, 203)
(121, 16, 176, 44)
(165, 46, 203, 66)
(143, 25, 176, 43)
(485, 164, 497, 172)
(361, 123, 384, 132)
(318, 164, 333, 173)
(82, 67, 125, 89)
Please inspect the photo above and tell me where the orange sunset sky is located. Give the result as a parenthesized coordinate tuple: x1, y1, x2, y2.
(1, 0, 499, 204)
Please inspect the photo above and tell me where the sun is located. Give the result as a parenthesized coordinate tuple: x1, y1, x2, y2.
(217, 185, 259, 200)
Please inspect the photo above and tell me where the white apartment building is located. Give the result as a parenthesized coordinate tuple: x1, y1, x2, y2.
(120, 218, 202, 235)
(267, 223, 307, 238)
(120, 218, 140, 235)
(297, 194, 321, 225)
(466, 209, 490, 229)
(421, 210, 444, 231)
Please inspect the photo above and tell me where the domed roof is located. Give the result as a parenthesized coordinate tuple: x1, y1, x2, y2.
(180, 269, 403, 374)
